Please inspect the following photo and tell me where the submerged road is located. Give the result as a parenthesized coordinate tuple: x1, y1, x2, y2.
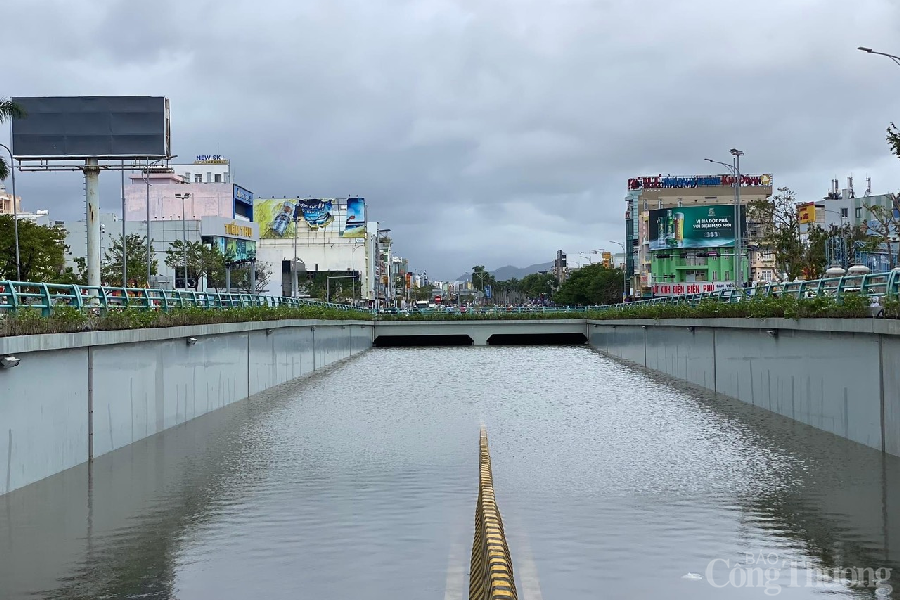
(1, 346, 898, 599)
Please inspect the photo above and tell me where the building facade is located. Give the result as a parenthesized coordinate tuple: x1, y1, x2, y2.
(253, 198, 375, 302)
(625, 174, 774, 297)
(0, 185, 21, 215)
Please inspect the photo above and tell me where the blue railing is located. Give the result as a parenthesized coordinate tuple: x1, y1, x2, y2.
(0, 281, 357, 315)
(616, 269, 900, 309)
(4, 270, 899, 318)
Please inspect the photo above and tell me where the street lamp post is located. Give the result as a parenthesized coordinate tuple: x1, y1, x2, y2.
(858, 46, 900, 67)
(731, 148, 744, 290)
(175, 193, 191, 289)
(292, 204, 299, 298)
(609, 240, 627, 302)
(0, 143, 21, 280)
(704, 153, 744, 290)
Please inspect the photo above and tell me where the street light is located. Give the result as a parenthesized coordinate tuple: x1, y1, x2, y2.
(730, 148, 744, 290)
(0, 143, 20, 280)
(705, 152, 745, 290)
(175, 192, 191, 289)
(858, 46, 900, 67)
(609, 240, 627, 302)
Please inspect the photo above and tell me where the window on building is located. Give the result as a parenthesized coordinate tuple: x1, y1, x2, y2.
(214, 173, 222, 183)
(207, 172, 212, 183)
(841, 207, 848, 218)
(855, 207, 862, 219)
(194, 174, 202, 183)
(183, 172, 190, 181)
(712, 271, 717, 280)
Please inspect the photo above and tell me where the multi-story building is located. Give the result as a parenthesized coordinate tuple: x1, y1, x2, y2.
(625, 173, 774, 297)
(0, 185, 21, 215)
(253, 197, 376, 302)
(171, 155, 233, 185)
(119, 168, 258, 289)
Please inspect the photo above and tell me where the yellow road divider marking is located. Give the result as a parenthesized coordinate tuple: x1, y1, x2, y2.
(469, 427, 518, 600)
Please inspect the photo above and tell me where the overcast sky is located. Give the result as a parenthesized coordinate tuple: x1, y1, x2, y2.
(3, 0, 900, 280)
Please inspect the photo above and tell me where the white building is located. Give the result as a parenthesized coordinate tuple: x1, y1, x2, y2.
(0, 185, 21, 215)
(170, 155, 232, 185)
(254, 198, 377, 301)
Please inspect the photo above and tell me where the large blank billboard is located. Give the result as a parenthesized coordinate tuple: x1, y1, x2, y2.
(11, 96, 170, 159)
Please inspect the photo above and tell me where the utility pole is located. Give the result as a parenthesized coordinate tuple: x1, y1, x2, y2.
(730, 148, 744, 290)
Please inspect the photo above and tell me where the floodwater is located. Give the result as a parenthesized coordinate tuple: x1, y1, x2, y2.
(1, 346, 898, 599)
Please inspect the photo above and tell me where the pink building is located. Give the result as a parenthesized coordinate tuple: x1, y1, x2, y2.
(125, 172, 245, 222)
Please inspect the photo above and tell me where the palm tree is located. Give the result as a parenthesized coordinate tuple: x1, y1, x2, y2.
(0, 98, 25, 180)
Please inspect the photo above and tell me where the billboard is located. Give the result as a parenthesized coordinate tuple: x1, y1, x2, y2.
(256, 198, 360, 239)
(342, 197, 366, 238)
(628, 174, 772, 190)
(233, 184, 253, 220)
(798, 203, 816, 224)
(213, 237, 256, 265)
(11, 96, 170, 158)
(648, 205, 746, 250)
(295, 199, 334, 229)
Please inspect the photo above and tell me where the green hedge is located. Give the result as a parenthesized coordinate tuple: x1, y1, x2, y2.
(0, 305, 372, 337)
(382, 294, 884, 322)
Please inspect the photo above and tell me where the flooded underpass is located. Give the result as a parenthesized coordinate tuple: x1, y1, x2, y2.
(1, 346, 898, 599)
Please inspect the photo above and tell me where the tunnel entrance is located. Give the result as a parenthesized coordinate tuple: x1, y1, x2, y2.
(487, 333, 588, 346)
(374, 335, 474, 347)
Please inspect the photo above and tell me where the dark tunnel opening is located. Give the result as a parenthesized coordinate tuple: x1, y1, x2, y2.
(374, 335, 474, 347)
(488, 333, 587, 345)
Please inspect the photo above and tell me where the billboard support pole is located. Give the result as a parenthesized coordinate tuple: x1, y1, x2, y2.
(145, 158, 151, 287)
(85, 158, 101, 289)
(121, 161, 126, 287)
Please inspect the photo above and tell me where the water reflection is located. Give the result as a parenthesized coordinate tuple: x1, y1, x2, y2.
(0, 347, 897, 599)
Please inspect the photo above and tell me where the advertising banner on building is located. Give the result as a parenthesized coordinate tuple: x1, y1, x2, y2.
(798, 203, 816, 224)
(342, 197, 366, 238)
(652, 281, 734, 296)
(213, 237, 257, 265)
(295, 199, 334, 230)
(628, 174, 773, 190)
(648, 205, 746, 251)
(256, 199, 297, 238)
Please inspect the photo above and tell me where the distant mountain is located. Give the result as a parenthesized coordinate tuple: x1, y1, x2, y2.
(455, 261, 554, 282)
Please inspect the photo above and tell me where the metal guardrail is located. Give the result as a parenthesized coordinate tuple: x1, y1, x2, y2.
(4, 270, 899, 317)
(0, 281, 356, 315)
(469, 428, 517, 600)
(616, 269, 900, 309)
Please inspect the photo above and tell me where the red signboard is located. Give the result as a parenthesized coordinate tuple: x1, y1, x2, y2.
(435, 295, 442, 303)
(652, 282, 734, 296)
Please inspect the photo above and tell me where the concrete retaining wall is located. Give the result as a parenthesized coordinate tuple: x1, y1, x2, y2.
(588, 318, 900, 456)
(0, 320, 372, 495)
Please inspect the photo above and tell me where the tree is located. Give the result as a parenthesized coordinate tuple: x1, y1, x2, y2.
(553, 263, 623, 306)
(102, 234, 157, 287)
(749, 187, 806, 281)
(229, 261, 273, 294)
(801, 225, 828, 279)
(888, 123, 900, 161)
(519, 272, 557, 300)
(863, 200, 900, 268)
(470, 265, 496, 293)
(0, 99, 25, 181)
(164, 240, 225, 290)
(0, 216, 68, 281)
